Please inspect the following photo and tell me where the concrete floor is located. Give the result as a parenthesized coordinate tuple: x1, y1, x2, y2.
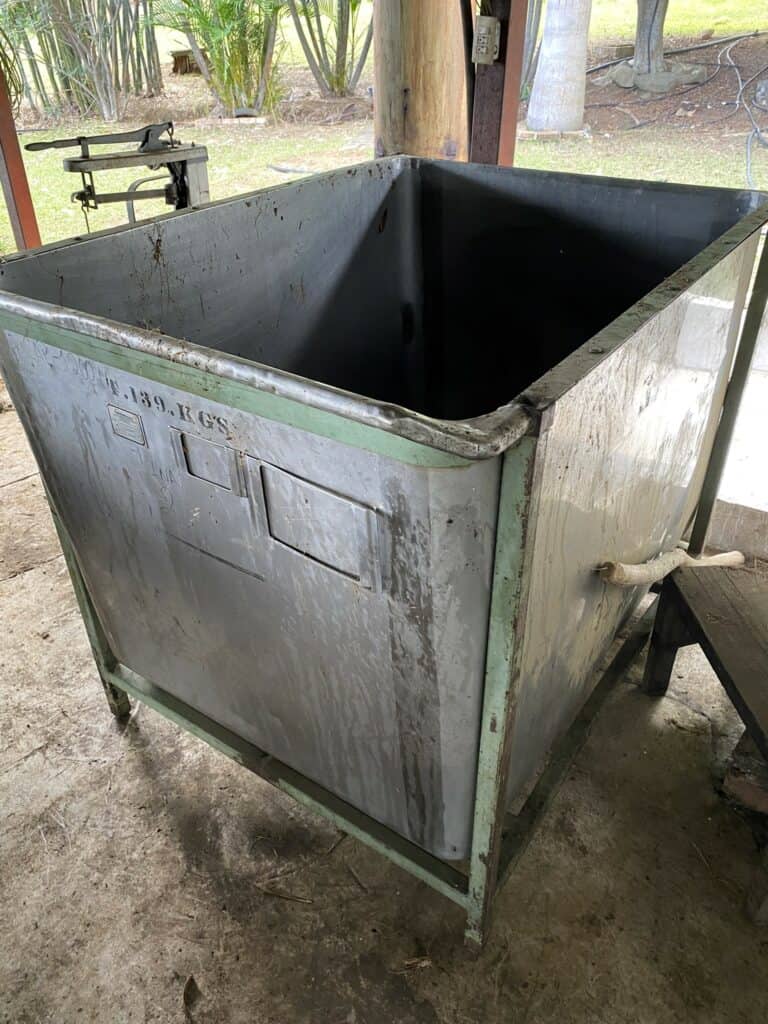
(2, 394, 768, 1024)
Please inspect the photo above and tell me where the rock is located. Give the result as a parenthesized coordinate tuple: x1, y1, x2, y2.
(268, 164, 312, 175)
(610, 58, 708, 94)
(634, 62, 708, 94)
(610, 61, 637, 89)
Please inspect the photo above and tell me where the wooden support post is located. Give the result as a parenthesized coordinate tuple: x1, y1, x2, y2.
(470, 0, 529, 165)
(374, 0, 469, 161)
(0, 70, 40, 251)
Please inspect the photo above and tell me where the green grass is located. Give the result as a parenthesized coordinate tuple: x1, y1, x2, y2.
(590, 0, 767, 41)
(516, 129, 763, 190)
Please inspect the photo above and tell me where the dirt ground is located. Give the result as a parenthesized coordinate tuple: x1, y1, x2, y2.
(1, 383, 768, 1023)
(579, 33, 768, 134)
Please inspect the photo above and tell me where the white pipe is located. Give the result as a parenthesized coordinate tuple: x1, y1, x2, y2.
(599, 548, 745, 587)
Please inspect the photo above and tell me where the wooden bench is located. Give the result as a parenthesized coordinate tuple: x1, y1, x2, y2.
(644, 565, 768, 924)
(643, 566, 768, 760)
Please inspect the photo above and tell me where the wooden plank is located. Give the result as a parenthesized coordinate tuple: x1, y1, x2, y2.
(672, 567, 768, 759)
(470, 59, 506, 165)
(469, 0, 528, 166)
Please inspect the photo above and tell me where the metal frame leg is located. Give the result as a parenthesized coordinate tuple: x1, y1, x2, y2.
(0, 69, 41, 249)
(99, 673, 131, 719)
(46, 494, 131, 720)
(465, 437, 539, 947)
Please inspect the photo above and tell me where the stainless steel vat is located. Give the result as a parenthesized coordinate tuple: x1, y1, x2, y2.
(0, 159, 763, 864)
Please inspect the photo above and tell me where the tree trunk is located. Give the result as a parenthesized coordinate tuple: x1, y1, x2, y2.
(374, 0, 469, 160)
(255, 15, 278, 113)
(633, 0, 669, 76)
(526, 0, 592, 132)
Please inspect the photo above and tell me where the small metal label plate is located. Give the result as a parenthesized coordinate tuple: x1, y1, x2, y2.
(473, 16, 501, 65)
(108, 404, 147, 446)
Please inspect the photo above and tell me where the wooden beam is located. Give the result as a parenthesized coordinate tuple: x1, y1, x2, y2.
(470, 0, 528, 166)
(0, 70, 40, 251)
(374, 0, 469, 161)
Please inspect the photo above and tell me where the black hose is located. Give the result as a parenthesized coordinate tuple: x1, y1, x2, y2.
(642, 0, 663, 76)
(587, 29, 764, 75)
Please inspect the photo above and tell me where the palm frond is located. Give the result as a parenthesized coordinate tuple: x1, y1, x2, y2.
(288, 0, 371, 96)
(0, 25, 23, 112)
(155, 0, 287, 115)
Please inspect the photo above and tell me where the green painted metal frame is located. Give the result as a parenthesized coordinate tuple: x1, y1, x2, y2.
(0, 309, 470, 469)
(11, 315, 652, 947)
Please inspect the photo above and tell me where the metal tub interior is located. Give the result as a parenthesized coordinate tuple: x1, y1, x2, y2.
(0, 158, 763, 859)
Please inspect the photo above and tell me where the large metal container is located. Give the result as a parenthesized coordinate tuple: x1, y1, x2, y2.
(0, 159, 763, 861)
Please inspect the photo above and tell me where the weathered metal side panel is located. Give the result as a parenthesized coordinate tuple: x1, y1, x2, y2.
(0, 329, 500, 858)
(504, 235, 759, 810)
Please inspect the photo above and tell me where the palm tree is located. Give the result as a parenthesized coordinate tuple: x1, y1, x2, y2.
(634, 0, 670, 78)
(287, 0, 373, 97)
(526, 0, 593, 132)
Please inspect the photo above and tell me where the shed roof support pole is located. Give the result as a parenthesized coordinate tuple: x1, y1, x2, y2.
(470, 0, 529, 166)
(374, 0, 469, 161)
(0, 70, 41, 251)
